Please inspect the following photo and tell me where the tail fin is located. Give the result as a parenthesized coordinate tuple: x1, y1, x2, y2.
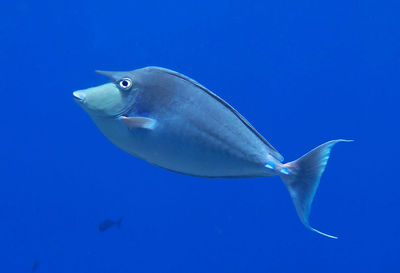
(280, 139, 352, 239)
(116, 218, 123, 228)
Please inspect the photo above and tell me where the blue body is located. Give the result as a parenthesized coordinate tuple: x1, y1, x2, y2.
(87, 67, 283, 178)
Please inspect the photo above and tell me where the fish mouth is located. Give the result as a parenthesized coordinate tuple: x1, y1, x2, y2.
(72, 91, 85, 103)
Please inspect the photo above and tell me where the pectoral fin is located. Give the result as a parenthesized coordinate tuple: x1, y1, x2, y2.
(119, 116, 157, 130)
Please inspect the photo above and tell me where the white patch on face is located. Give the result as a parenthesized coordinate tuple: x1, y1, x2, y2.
(75, 83, 128, 117)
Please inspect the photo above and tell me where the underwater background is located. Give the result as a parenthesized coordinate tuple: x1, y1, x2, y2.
(1, 0, 399, 272)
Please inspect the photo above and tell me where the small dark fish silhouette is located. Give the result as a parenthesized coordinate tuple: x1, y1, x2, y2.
(31, 260, 39, 272)
(98, 218, 122, 232)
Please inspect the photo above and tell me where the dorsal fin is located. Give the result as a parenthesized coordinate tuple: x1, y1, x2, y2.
(149, 67, 284, 162)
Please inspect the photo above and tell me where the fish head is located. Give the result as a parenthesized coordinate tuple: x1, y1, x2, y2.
(73, 70, 138, 117)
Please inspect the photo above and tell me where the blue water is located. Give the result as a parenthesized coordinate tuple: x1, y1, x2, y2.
(1, 1, 399, 272)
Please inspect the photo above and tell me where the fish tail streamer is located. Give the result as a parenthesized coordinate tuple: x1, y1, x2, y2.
(116, 218, 123, 228)
(279, 139, 353, 239)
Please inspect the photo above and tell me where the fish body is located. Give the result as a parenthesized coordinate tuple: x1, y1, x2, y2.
(31, 260, 39, 272)
(98, 218, 122, 232)
(74, 67, 351, 238)
(80, 68, 282, 178)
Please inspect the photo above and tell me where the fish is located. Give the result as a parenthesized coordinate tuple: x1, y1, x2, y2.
(31, 260, 39, 272)
(98, 218, 123, 232)
(73, 66, 351, 238)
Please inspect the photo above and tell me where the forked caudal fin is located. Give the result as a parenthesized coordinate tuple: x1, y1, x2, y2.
(116, 218, 123, 228)
(279, 139, 353, 239)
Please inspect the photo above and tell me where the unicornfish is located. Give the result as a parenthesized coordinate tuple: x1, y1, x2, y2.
(73, 66, 351, 238)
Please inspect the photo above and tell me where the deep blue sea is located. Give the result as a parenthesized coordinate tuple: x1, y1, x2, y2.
(1, 1, 399, 272)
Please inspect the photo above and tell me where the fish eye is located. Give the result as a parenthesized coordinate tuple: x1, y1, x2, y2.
(118, 78, 132, 90)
